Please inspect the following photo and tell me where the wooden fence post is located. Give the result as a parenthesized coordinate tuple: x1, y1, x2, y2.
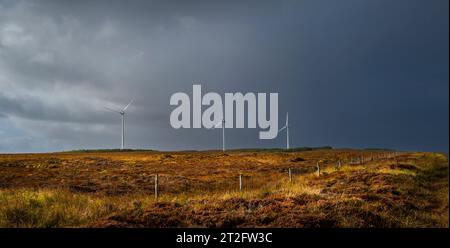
(288, 168, 292, 182)
(154, 174, 158, 199)
(316, 162, 321, 176)
(239, 174, 243, 191)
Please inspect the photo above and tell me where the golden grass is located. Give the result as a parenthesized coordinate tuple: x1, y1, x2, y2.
(0, 149, 447, 227)
(0, 189, 108, 227)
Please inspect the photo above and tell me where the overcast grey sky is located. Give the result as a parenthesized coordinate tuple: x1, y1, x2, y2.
(0, 0, 448, 153)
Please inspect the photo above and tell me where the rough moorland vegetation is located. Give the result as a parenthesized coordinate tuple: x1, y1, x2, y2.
(0, 149, 448, 227)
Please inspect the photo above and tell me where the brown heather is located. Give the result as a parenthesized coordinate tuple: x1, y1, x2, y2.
(0, 149, 448, 227)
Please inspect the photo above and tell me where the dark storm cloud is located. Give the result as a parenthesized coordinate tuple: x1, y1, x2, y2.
(0, 0, 448, 152)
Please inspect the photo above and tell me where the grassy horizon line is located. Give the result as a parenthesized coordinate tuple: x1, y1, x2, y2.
(0, 146, 406, 155)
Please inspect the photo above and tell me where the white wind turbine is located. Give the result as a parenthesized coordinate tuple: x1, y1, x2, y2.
(104, 98, 134, 150)
(210, 118, 226, 152)
(278, 112, 289, 149)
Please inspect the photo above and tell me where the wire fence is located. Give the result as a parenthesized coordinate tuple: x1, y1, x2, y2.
(150, 152, 401, 198)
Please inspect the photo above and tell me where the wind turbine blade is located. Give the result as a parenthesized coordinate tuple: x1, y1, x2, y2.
(286, 112, 289, 126)
(122, 98, 134, 111)
(104, 106, 122, 114)
(278, 126, 287, 133)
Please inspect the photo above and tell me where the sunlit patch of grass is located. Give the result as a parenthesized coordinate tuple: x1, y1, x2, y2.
(337, 165, 367, 172)
(377, 167, 417, 176)
(0, 189, 118, 227)
(278, 176, 322, 196)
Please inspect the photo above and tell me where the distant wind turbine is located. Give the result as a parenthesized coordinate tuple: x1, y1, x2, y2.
(278, 112, 289, 149)
(210, 118, 226, 152)
(104, 98, 134, 150)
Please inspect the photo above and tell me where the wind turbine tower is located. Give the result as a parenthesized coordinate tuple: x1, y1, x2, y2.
(211, 118, 226, 152)
(104, 98, 134, 150)
(278, 112, 290, 149)
(221, 118, 225, 152)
